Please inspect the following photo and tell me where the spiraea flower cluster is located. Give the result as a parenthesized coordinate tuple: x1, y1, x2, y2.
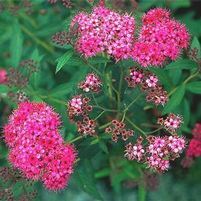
(158, 113, 183, 133)
(125, 135, 186, 172)
(68, 95, 96, 136)
(4, 102, 76, 191)
(132, 8, 190, 67)
(71, 4, 135, 60)
(0, 68, 7, 84)
(105, 120, 134, 142)
(78, 73, 101, 93)
(186, 123, 201, 158)
(126, 67, 168, 105)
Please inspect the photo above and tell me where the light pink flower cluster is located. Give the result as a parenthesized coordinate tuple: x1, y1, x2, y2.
(131, 8, 190, 67)
(0, 68, 7, 84)
(158, 113, 182, 133)
(68, 95, 92, 120)
(126, 67, 168, 105)
(67, 95, 96, 135)
(4, 102, 76, 191)
(71, 5, 135, 60)
(78, 73, 101, 93)
(125, 135, 185, 172)
(186, 123, 201, 158)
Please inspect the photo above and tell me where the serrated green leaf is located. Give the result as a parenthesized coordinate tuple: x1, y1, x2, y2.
(56, 51, 73, 73)
(165, 59, 197, 70)
(163, 84, 186, 114)
(186, 81, 201, 94)
(10, 20, 23, 67)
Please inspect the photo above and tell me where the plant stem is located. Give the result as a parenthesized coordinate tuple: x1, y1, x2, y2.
(92, 105, 117, 112)
(123, 94, 142, 112)
(21, 25, 54, 53)
(99, 122, 111, 130)
(95, 111, 106, 120)
(69, 136, 83, 143)
(125, 117, 147, 137)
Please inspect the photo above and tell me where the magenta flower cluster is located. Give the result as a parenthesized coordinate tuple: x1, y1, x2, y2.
(132, 8, 189, 67)
(4, 102, 76, 191)
(71, 5, 135, 60)
(71, 6, 189, 66)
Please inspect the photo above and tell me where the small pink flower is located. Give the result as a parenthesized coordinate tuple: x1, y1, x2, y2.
(145, 75, 158, 88)
(79, 73, 101, 93)
(0, 68, 7, 84)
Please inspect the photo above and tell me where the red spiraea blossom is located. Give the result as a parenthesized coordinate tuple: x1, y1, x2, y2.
(4, 102, 76, 191)
(125, 135, 186, 172)
(71, 4, 135, 60)
(0, 68, 7, 84)
(186, 123, 201, 158)
(131, 8, 190, 67)
(78, 73, 102, 93)
(105, 119, 134, 142)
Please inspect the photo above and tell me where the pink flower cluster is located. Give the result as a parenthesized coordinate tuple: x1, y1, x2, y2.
(132, 8, 190, 67)
(71, 5, 135, 60)
(0, 68, 7, 84)
(68, 95, 96, 136)
(78, 73, 101, 93)
(4, 102, 76, 191)
(125, 135, 185, 172)
(126, 67, 168, 105)
(105, 119, 134, 142)
(186, 123, 201, 158)
(158, 113, 182, 133)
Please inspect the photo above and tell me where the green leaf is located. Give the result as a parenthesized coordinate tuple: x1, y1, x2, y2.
(191, 36, 201, 57)
(55, 50, 73, 73)
(163, 84, 186, 114)
(10, 20, 23, 67)
(74, 160, 103, 201)
(186, 82, 201, 94)
(165, 59, 197, 70)
(0, 85, 9, 93)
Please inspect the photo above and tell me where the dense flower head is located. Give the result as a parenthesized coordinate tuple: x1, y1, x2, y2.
(105, 120, 134, 142)
(125, 135, 185, 172)
(132, 8, 190, 67)
(158, 113, 183, 133)
(0, 68, 7, 84)
(4, 102, 76, 190)
(71, 5, 135, 60)
(186, 123, 201, 158)
(79, 73, 102, 93)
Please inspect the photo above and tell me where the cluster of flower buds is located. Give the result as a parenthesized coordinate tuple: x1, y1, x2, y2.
(131, 8, 189, 67)
(158, 113, 183, 133)
(67, 95, 96, 135)
(0, 68, 7, 84)
(4, 102, 76, 191)
(48, 0, 72, 8)
(105, 119, 134, 142)
(125, 135, 185, 172)
(126, 67, 168, 105)
(70, 3, 135, 60)
(186, 123, 201, 158)
(78, 73, 101, 93)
